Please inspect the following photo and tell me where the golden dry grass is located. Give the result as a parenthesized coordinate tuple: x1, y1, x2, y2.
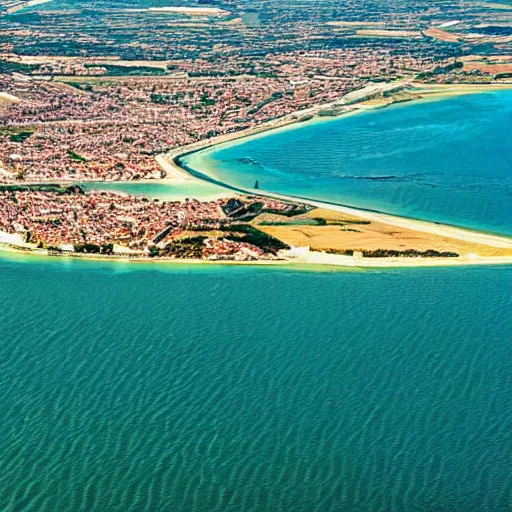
(256, 219, 512, 257)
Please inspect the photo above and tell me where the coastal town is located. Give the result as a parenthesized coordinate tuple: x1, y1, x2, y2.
(2, 0, 512, 185)
(1, 0, 512, 264)
(2, 183, 512, 265)
(2, 3, 512, 512)
(0, 186, 306, 260)
(0, 47, 463, 184)
(1, 50, 511, 183)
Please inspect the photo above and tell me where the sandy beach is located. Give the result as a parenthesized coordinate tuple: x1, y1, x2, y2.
(3, 81, 512, 269)
(160, 81, 512, 179)
(302, 251, 512, 268)
(2, 236, 512, 269)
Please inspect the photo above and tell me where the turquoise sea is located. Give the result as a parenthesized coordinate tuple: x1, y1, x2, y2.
(1, 92, 512, 511)
(183, 90, 512, 236)
(1, 256, 512, 511)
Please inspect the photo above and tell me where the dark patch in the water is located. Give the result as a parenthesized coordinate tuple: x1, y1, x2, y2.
(238, 157, 260, 166)
(337, 175, 408, 182)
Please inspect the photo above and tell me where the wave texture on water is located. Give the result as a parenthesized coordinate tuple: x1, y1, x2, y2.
(183, 90, 512, 235)
(1, 259, 512, 510)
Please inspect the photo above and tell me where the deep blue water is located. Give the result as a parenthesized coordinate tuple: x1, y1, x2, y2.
(1, 256, 512, 511)
(184, 91, 512, 235)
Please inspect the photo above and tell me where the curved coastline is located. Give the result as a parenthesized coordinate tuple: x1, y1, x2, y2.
(167, 84, 512, 267)
(171, 83, 512, 236)
(174, 81, 512, 173)
(3, 82, 512, 268)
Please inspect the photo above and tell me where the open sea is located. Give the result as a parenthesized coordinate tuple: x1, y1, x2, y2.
(1, 257, 512, 511)
(1, 92, 512, 511)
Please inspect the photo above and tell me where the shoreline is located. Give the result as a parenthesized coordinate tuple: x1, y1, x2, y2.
(167, 82, 512, 244)
(162, 81, 512, 180)
(2, 240, 512, 269)
(3, 81, 512, 269)
(175, 152, 512, 242)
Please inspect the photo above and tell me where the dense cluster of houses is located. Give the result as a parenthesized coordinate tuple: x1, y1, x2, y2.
(0, 189, 296, 259)
(0, 189, 220, 247)
(0, 44, 457, 182)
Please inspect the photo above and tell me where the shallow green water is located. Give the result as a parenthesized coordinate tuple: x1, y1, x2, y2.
(1, 257, 511, 511)
(82, 179, 228, 202)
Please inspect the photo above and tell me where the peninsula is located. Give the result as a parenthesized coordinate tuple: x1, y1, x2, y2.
(2, 0, 512, 267)
(2, 82, 512, 267)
